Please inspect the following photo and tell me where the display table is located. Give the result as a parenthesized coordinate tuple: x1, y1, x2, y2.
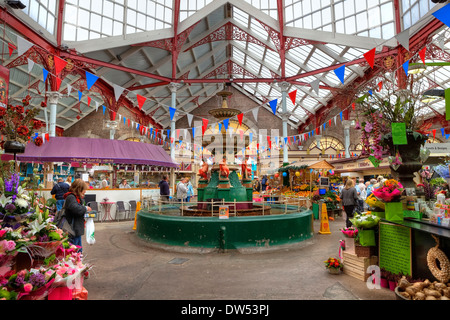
(378, 218, 450, 280)
(100, 202, 115, 221)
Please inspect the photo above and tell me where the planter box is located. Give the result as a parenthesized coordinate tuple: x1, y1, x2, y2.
(355, 244, 377, 258)
(343, 251, 378, 281)
(385, 202, 403, 222)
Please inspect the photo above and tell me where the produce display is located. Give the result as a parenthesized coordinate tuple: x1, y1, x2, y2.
(396, 277, 450, 300)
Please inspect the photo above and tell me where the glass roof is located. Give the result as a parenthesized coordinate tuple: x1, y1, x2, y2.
(2, 0, 447, 131)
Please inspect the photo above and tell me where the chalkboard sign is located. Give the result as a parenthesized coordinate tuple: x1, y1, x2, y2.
(379, 222, 412, 275)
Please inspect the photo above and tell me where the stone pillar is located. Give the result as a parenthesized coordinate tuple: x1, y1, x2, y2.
(106, 121, 118, 140)
(46, 91, 62, 137)
(342, 120, 352, 158)
(278, 81, 290, 165)
(168, 82, 183, 161)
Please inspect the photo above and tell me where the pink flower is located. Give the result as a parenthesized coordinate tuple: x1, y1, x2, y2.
(364, 122, 373, 133)
(0, 230, 6, 238)
(5, 240, 15, 252)
(23, 283, 33, 292)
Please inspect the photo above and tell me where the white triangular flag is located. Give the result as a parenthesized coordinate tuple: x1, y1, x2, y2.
(119, 114, 122, 121)
(67, 84, 72, 96)
(187, 113, 193, 126)
(310, 79, 320, 95)
(395, 29, 410, 51)
(27, 58, 35, 73)
(17, 36, 34, 56)
(113, 84, 125, 101)
(334, 116, 337, 126)
(95, 101, 99, 112)
(252, 107, 259, 122)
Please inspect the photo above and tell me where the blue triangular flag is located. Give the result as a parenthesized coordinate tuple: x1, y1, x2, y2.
(333, 64, 346, 84)
(42, 68, 49, 82)
(269, 99, 278, 115)
(136, 123, 140, 130)
(402, 60, 409, 76)
(218, 122, 222, 132)
(323, 123, 326, 130)
(446, 134, 450, 140)
(167, 129, 170, 138)
(192, 127, 196, 137)
(78, 91, 83, 101)
(223, 118, 229, 130)
(441, 128, 445, 136)
(284, 137, 287, 145)
(123, 117, 126, 125)
(169, 107, 176, 121)
(368, 90, 373, 96)
(102, 105, 106, 114)
(85, 71, 99, 90)
(433, 3, 450, 28)
(339, 111, 343, 121)
(150, 128, 153, 135)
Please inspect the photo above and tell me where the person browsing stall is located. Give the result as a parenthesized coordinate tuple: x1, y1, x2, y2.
(51, 178, 70, 211)
(119, 179, 131, 189)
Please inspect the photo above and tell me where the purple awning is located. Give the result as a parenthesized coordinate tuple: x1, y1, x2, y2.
(3, 137, 178, 167)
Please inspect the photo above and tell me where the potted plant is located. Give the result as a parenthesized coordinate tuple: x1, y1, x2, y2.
(324, 257, 343, 274)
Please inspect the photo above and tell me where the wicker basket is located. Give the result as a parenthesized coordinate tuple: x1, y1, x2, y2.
(355, 245, 377, 258)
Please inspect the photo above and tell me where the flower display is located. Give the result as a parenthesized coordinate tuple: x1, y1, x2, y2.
(350, 212, 380, 229)
(324, 257, 343, 270)
(340, 226, 358, 238)
(371, 179, 404, 202)
(0, 95, 41, 146)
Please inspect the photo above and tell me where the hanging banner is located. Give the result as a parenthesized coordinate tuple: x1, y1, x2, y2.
(0, 65, 10, 108)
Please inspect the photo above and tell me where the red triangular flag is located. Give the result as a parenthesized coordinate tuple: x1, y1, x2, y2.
(127, 119, 130, 127)
(87, 96, 91, 106)
(54, 56, 67, 76)
(137, 94, 146, 110)
(239, 130, 243, 140)
(202, 118, 209, 136)
(176, 129, 180, 139)
(288, 90, 297, 105)
(112, 111, 116, 120)
(329, 119, 332, 126)
(432, 129, 436, 139)
(419, 47, 426, 65)
(237, 113, 243, 126)
(363, 48, 376, 69)
(56, 77, 62, 90)
(378, 81, 383, 92)
(7, 43, 16, 57)
(45, 133, 49, 141)
(352, 102, 355, 110)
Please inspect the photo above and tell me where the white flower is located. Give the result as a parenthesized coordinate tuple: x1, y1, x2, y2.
(14, 198, 28, 208)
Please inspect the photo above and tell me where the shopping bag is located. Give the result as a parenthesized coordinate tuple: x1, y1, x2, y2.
(85, 218, 96, 245)
(385, 202, 403, 222)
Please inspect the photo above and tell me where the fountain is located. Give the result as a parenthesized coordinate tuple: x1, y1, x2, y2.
(135, 88, 314, 251)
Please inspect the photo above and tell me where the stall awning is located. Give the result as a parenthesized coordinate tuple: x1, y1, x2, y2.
(307, 160, 335, 170)
(2, 137, 178, 168)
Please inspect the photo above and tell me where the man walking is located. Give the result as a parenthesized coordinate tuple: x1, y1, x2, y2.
(51, 178, 70, 211)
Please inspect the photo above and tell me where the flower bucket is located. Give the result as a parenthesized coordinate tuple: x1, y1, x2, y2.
(358, 229, 376, 247)
(388, 280, 396, 291)
(385, 202, 403, 222)
(380, 277, 389, 288)
(328, 268, 341, 275)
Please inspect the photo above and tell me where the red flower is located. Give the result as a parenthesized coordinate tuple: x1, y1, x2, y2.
(17, 125, 29, 136)
(15, 105, 24, 114)
(33, 120, 43, 130)
(34, 136, 43, 146)
(0, 120, 5, 130)
(40, 101, 47, 108)
(0, 107, 6, 117)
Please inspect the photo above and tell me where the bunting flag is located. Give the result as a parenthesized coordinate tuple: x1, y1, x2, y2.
(85, 71, 99, 90)
(223, 118, 229, 130)
(377, 81, 383, 92)
(112, 111, 116, 121)
(432, 129, 436, 139)
(112, 84, 125, 101)
(237, 113, 243, 126)
(310, 79, 320, 95)
(334, 64, 346, 84)
(102, 105, 106, 114)
(42, 68, 49, 82)
(419, 47, 426, 65)
(339, 112, 343, 122)
(352, 103, 355, 110)
(269, 99, 278, 115)
(432, 3, 450, 28)
(202, 118, 209, 136)
(78, 91, 82, 101)
(187, 114, 193, 127)
(288, 90, 297, 105)
(27, 58, 35, 73)
(191, 127, 195, 138)
(363, 48, 376, 69)
(17, 36, 34, 56)
(54, 56, 68, 76)
(55, 77, 62, 91)
(7, 43, 16, 56)
(402, 60, 410, 76)
(252, 107, 259, 122)
(87, 96, 91, 106)
(169, 107, 176, 121)
(67, 84, 72, 96)
(95, 101, 99, 112)
(395, 29, 410, 51)
(137, 94, 146, 110)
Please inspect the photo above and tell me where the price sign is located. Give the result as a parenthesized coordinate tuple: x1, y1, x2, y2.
(379, 222, 412, 275)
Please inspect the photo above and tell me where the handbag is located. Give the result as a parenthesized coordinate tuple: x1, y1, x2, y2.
(54, 201, 76, 238)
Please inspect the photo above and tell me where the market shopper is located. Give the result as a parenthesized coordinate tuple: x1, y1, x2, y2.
(340, 179, 358, 228)
(159, 175, 170, 202)
(186, 180, 194, 202)
(261, 175, 268, 191)
(357, 182, 367, 212)
(176, 178, 188, 202)
(253, 177, 261, 192)
(51, 178, 70, 211)
(63, 179, 92, 252)
(119, 179, 131, 189)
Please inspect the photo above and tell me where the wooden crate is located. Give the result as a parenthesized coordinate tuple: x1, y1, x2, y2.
(342, 251, 378, 281)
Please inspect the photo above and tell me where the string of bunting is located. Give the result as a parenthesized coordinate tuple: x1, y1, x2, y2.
(1, 4, 449, 155)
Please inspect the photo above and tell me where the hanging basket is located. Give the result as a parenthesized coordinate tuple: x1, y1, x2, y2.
(4, 140, 26, 154)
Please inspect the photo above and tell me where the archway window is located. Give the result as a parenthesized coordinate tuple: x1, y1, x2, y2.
(315, 136, 344, 151)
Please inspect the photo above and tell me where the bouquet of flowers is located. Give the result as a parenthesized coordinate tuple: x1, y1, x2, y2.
(372, 179, 404, 202)
(350, 213, 380, 229)
(340, 226, 358, 238)
(324, 257, 343, 270)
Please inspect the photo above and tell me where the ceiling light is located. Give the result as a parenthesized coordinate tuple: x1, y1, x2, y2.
(421, 96, 440, 103)
(6, 0, 26, 9)
(407, 63, 426, 74)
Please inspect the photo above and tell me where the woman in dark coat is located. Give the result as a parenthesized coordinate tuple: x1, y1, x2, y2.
(63, 179, 92, 251)
(340, 179, 358, 228)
